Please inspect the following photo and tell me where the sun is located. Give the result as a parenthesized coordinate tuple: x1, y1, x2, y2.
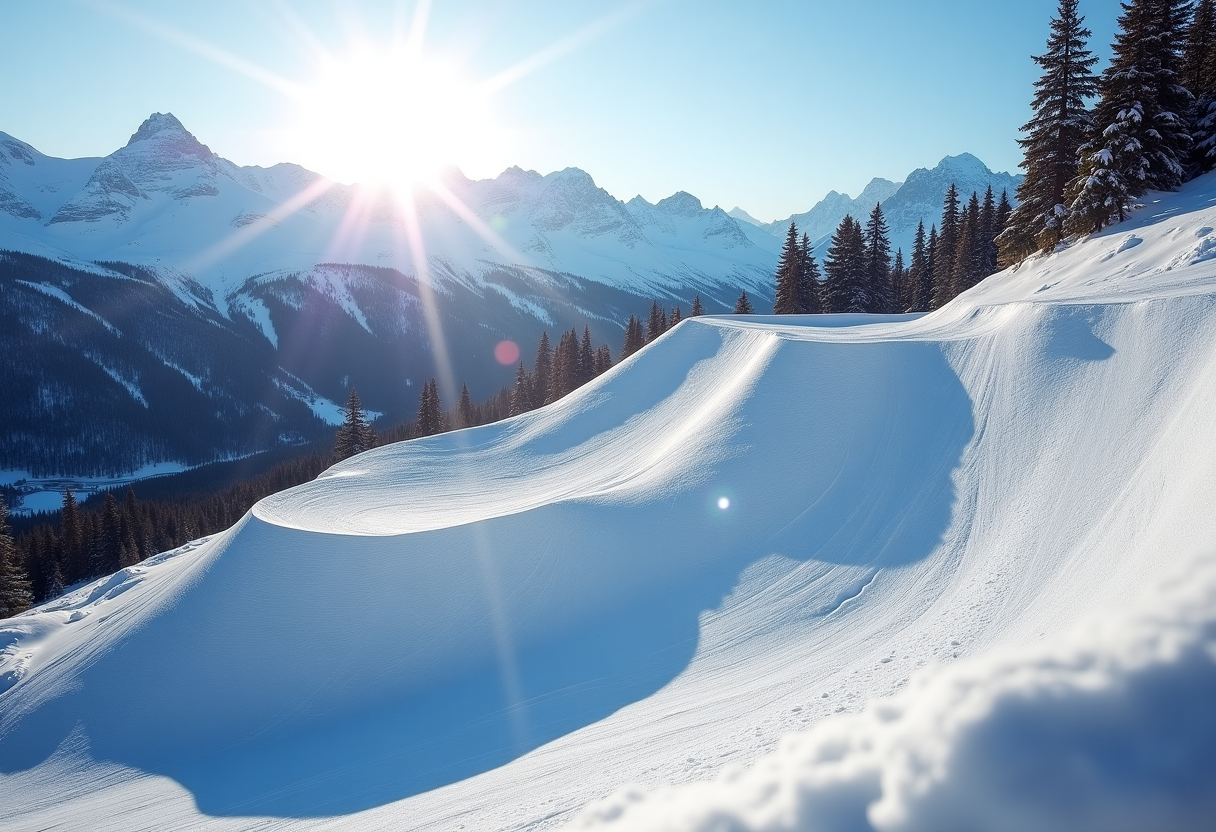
(294, 49, 503, 193)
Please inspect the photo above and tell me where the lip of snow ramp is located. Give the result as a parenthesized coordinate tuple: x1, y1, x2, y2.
(0, 308, 976, 816)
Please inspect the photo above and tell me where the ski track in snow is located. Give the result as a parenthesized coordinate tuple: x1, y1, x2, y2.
(3, 178, 1216, 830)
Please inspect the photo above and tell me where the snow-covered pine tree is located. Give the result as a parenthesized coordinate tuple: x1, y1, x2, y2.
(773, 222, 804, 314)
(931, 185, 962, 309)
(798, 233, 823, 314)
(0, 496, 32, 619)
(1067, 0, 1192, 235)
(334, 387, 374, 460)
(690, 295, 704, 316)
(669, 305, 683, 327)
(1150, 0, 1196, 189)
(998, 0, 1098, 262)
(734, 291, 754, 314)
(863, 203, 893, 313)
(908, 221, 930, 312)
(823, 215, 869, 313)
(1185, 0, 1216, 172)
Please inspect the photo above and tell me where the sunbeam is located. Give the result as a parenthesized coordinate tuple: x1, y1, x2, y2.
(84, 0, 307, 100)
(480, 0, 657, 94)
(184, 177, 337, 275)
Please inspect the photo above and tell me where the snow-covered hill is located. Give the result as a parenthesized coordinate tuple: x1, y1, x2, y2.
(2, 172, 1216, 831)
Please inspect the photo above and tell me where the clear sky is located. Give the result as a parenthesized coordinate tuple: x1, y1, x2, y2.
(0, 0, 1119, 222)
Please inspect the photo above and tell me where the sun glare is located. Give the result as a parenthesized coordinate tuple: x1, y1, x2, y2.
(295, 50, 501, 192)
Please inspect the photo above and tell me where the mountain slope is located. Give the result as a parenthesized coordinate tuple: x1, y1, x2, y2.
(0, 114, 780, 302)
(3, 174, 1216, 830)
(764, 154, 1022, 257)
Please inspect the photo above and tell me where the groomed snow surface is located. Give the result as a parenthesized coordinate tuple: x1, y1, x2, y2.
(4, 176, 1216, 830)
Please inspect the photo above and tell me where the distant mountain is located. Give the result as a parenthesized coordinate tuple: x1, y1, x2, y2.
(762, 155, 1023, 257)
(763, 178, 902, 242)
(0, 114, 779, 302)
(727, 207, 763, 226)
(0, 113, 779, 477)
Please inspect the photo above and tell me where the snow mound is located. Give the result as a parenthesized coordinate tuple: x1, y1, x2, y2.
(3, 176, 1216, 830)
(569, 550, 1216, 832)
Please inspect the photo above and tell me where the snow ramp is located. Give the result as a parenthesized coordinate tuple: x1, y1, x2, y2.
(3, 177, 1216, 830)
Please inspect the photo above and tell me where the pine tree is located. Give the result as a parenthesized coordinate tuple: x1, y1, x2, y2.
(922, 225, 939, 311)
(978, 186, 999, 276)
(798, 233, 823, 314)
(690, 295, 704, 316)
(823, 215, 870, 313)
(891, 248, 908, 313)
(863, 203, 893, 313)
(93, 493, 123, 577)
(621, 315, 646, 359)
(579, 326, 595, 385)
(953, 191, 985, 294)
(59, 488, 84, 584)
(999, 0, 1099, 261)
(415, 379, 444, 436)
(733, 291, 754, 314)
(647, 301, 668, 341)
(531, 331, 552, 402)
(907, 222, 930, 312)
(1186, 0, 1216, 172)
(457, 384, 474, 428)
(773, 222, 804, 314)
(594, 344, 613, 375)
(510, 362, 533, 416)
(931, 184, 961, 309)
(550, 329, 580, 402)
(0, 496, 33, 618)
(1066, 0, 1193, 235)
(669, 306, 683, 327)
(995, 191, 1013, 251)
(1150, 0, 1196, 190)
(334, 388, 374, 460)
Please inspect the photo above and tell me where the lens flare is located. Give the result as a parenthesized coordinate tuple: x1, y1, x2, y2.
(718, 497, 730, 510)
(495, 340, 521, 366)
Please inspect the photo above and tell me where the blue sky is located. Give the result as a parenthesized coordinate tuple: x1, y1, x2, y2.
(0, 1, 1119, 221)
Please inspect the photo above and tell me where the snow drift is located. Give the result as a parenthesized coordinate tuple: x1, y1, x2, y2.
(569, 551, 1216, 832)
(3, 176, 1216, 830)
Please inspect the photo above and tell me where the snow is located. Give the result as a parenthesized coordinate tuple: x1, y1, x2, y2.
(14, 279, 121, 335)
(0, 117, 779, 303)
(3, 173, 1216, 830)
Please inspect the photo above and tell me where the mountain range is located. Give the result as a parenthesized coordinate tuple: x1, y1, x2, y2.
(1, 113, 1019, 477)
(760, 154, 1023, 256)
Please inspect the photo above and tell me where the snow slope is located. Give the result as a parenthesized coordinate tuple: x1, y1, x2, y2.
(3, 176, 1216, 830)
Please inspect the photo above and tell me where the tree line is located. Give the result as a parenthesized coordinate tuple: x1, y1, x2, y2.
(1000, 0, 1216, 261)
(769, 187, 1012, 316)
